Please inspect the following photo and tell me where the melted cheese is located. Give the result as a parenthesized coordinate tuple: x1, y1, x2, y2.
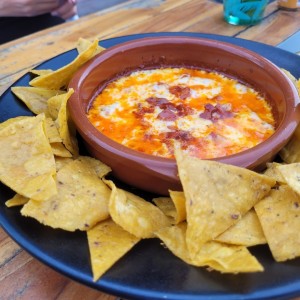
(87, 67, 275, 159)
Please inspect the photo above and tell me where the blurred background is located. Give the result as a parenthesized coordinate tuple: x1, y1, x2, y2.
(77, 0, 129, 17)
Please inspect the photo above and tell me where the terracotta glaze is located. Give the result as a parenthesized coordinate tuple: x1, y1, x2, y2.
(68, 36, 300, 195)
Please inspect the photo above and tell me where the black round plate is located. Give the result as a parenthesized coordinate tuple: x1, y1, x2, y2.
(1, 33, 300, 300)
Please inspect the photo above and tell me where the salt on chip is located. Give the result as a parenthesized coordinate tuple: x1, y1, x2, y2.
(87, 218, 140, 281)
(29, 39, 99, 90)
(215, 209, 267, 247)
(175, 148, 275, 259)
(21, 156, 111, 231)
(5, 194, 29, 207)
(107, 180, 171, 238)
(55, 89, 79, 156)
(255, 185, 300, 262)
(0, 114, 57, 201)
(11, 86, 64, 116)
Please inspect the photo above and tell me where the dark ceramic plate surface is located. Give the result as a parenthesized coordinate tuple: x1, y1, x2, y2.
(1, 33, 300, 300)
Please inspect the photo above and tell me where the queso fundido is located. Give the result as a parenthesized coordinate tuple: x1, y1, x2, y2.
(87, 67, 275, 159)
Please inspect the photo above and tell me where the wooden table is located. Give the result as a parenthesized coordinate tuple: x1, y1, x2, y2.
(1, 1, 300, 299)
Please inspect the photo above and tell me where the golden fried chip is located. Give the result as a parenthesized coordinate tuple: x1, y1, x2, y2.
(5, 194, 29, 207)
(29, 39, 99, 90)
(107, 180, 171, 238)
(51, 142, 72, 157)
(11, 86, 64, 116)
(169, 190, 186, 224)
(77, 156, 111, 178)
(215, 209, 266, 246)
(87, 219, 140, 281)
(264, 162, 286, 184)
(279, 134, 300, 163)
(44, 117, 62, 143)
(21, 156, 111, 231)
(194, 241, 263, 273)
(277, 163, 300, 195)
(77, 37, 105, 55)
(153, 197, 176, 221)
(0, 114, 57, 201)
(153, 191, 186, 224)
(255, 185, 300, 262)
(55, 157, 73, 171)
(30, 69, 53, 76)
(155, 223, 192, 264)
(47, 93, 64, 120)
(55, 89, 79, 156)
(155, 222, 263, 273)
(175, 148, 275, 259)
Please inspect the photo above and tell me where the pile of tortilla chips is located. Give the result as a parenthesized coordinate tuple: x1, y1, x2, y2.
(1, 38, 300, 282)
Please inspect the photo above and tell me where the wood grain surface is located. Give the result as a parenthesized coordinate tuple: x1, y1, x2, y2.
(1, 0, 300, 299)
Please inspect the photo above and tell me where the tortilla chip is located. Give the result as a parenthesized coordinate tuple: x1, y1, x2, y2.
(54, 157, 73, 171)
(77, 37, 105, 55)
(29, 39, 99, 90)
(264, 162, 286, 184)
(5, 194, 29, 207)
(30, 69, 53, 76)
(215, 209, 266, 246)
(279, 134, 300, 164)
(55, 89, 78, 156)
(255, 185, 300, 262)
(0, 114, 57, 201)
(44, 117, 62, 143)
(153, 196, 176, 222)
(51, 142, 72, 157)
(87, 218, 140, 281)
(107, 180, 171, 238)
(194, 241, 264, 273)
(21, 156, 111, 231)
(277, 163, 300, 195)
(175, 148, 275, 259)
(169, 190, 186, 224)
(11, 86, 64, 116)
(47, 93, 65, 120)
(155, 222, 263, 273)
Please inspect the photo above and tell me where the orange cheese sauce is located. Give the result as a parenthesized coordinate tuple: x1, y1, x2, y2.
(87, 68, 275, 159)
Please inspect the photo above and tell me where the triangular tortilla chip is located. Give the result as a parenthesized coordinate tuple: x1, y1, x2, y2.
(175, 149, 275, 259)
(0, 114, 57, 201)
(29, 39, 99, 90)
(107, 180, 171, 238)
(255, 185, 300, 262)
(21, 156, 111, 231)
(215, 209, 266, 246)
(87, 219, 140, 281)
(11, 86, 64, 116)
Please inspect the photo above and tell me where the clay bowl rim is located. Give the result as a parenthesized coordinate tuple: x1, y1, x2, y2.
(68, 36, 300, 170)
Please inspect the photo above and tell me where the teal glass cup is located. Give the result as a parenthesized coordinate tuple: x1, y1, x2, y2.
(223, 0, 268, 25)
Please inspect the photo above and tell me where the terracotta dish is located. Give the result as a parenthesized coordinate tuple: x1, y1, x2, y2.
(68, 36, 300, 195)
